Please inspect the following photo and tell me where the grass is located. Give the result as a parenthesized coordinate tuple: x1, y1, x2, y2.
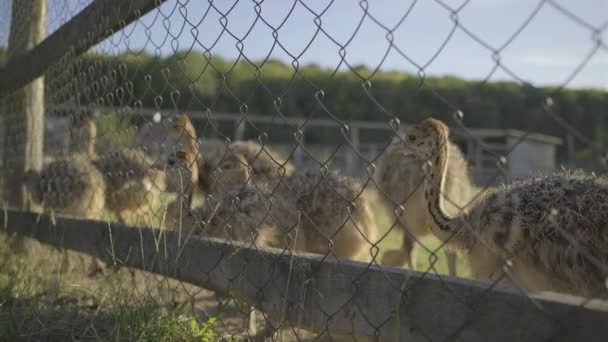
(373, 203, 472, 278)
(0, 237, 240, 341)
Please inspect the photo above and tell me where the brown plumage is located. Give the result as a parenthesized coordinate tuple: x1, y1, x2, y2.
(165, 151, 376, 261)
(64, 117, 108, 276)
(135, 120, 174, 163)
(198, 140, 295, 194)
(406, 117, 608, 298)
(272, 168, 377, 261)
(24, 155, 106, 219)
(163, 151, 377, 338)
(66, 117, 166, 223)
(375, 131, 472, 275)
(92, 148, 166, 222)
(25, 155, 107, 277)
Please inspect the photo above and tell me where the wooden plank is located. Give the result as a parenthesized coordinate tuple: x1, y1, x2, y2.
(1, 209, 607, 341)
(0, 0, 167, 97)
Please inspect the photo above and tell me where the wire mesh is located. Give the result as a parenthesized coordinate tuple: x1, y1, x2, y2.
(1, 0, 608, 340)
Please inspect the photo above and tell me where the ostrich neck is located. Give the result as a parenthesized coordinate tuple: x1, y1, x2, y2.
(425, 140, 460, 234)
(181, 127, 199, 155)
(87, 133, 96, 158)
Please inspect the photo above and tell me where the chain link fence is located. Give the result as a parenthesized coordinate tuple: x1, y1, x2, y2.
(1, 0, 608, 341)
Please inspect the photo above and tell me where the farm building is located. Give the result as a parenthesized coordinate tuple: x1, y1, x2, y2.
(449, 128, 563, 184)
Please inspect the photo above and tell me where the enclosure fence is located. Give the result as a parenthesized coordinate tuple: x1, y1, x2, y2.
(1, 0, 608, 341)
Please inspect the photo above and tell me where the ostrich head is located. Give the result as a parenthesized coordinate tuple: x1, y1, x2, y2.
(163, 150, 199, 194)
(199, 151, 249, 193)
(167, 114, 197, 144)
(405, 118, 450, 162)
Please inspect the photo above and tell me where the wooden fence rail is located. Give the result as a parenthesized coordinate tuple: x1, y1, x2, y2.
(1, 209, 608, 341)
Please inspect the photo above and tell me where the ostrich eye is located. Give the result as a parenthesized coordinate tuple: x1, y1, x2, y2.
(168, 159, 176, 166)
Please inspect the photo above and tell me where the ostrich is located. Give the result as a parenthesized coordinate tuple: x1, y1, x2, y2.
(24, 156, 106, 219)
(375, 131, 472, 276)
(405, 117, 608, 298)
(185, 146, 377, 262)
(66, 116, 166, 224)
(162, 151, 285, 251)
(92, 148, 166, 223)
(134, 113, 181, 162)
(275, 168, 377, 261)
(163, 151, 378, 338)
(24, 155, 106, 276)
(164, 113, 211, 206)
(66, 116, 166, 275)
(203, 168, 377, 339)
(161, 150, 280, 338)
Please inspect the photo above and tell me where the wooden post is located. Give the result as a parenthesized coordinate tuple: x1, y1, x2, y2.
(2, 0, 46, 209)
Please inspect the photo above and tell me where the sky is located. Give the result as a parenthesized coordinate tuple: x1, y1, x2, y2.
(3, 0, 608, 89)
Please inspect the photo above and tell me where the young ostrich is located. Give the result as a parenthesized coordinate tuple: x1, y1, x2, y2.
(31, 118, 102, 216)
(161, 150, 280, 338)
(162, 152, 281, 248)
(92, 149, 166, 223)
(67, 116, 166, 223)
(406, 117, 608, 298)
(376, 132, 472, 275)
(164, 151, 377, 338)
(24, 155, 107, 276)
(193, 148, 377, 262)
(24, 156, 106, 219)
